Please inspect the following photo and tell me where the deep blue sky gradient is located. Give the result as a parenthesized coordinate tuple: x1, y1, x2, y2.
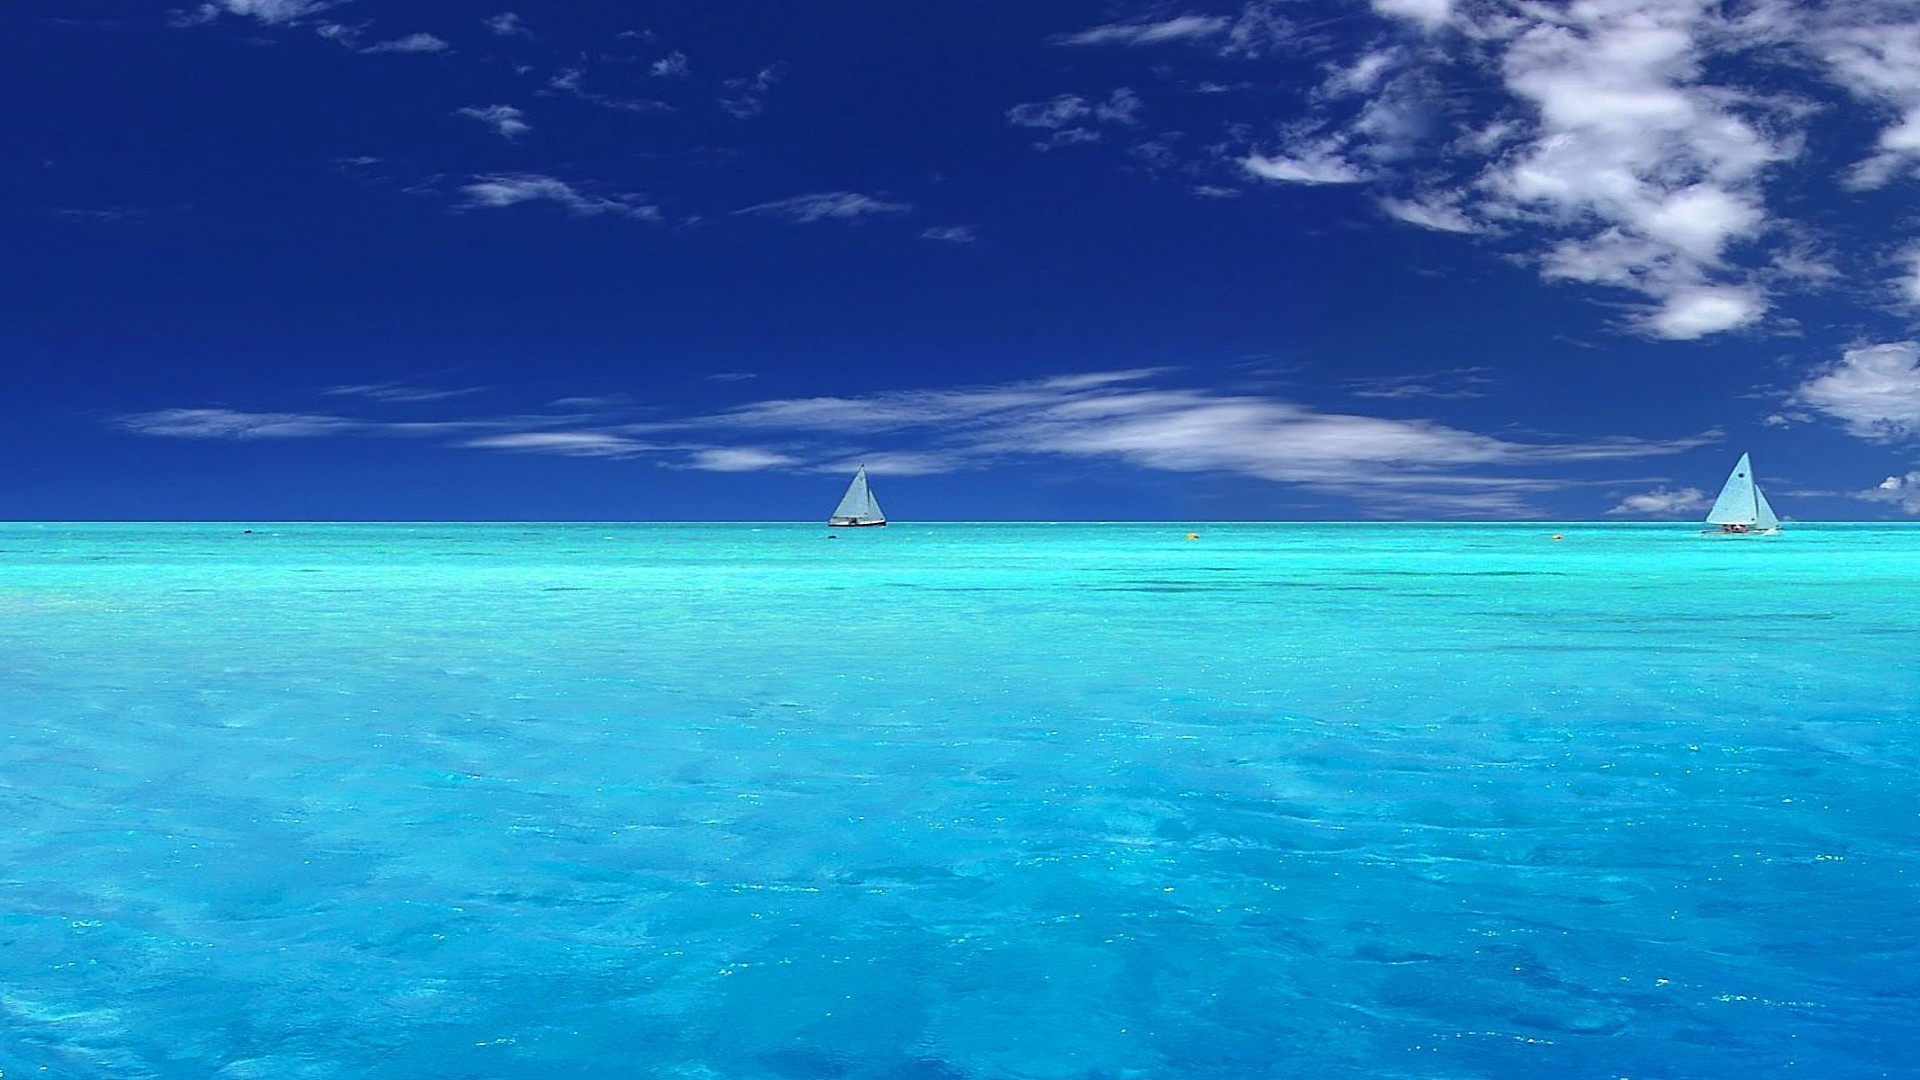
(8, 0, 1920, 520)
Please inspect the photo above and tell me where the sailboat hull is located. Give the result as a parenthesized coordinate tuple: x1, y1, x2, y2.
(828, 519, 886, 527)
(1699, 527, 1780, 537)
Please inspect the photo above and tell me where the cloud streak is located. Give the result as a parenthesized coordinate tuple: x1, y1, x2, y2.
(736, 192, 911, 224)
(694, 370, 1707, 514)
(455, 105, 529, 139)
(179, 0, 334, 26)
(1057, 16, 1231, 47)
(114, 370, 1709, 514)
(459, 174, 660, 221)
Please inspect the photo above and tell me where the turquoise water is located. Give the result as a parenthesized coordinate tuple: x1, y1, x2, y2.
(1, 522, 1915, 1078)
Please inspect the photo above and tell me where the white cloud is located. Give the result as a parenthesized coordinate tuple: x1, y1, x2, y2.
(920, 225, 978, 243)
(1007, 89, 1141, 145)
(463, 432, 650, 457)
(116, 408, 355, 438)
(360, 32, 449, 54)
(702, 370, 1705, 515)
(1379, 192, 1477, 232)
(483, 11, 527, 36)
(736, 192, 911, 224)
(719, 64, 785, 119)
(182, 0, 333, 26)
(113, 370, 1709, 517)
(682, 447, 798, 472)
(316, 23, 446, 53)
(544, 68, 672, 114)
(1245, 145, 1366, 185)
(1478, 4, 1786, 336)
(1097, 88, 1144, 125)
(1058, 16, 1231, 47)
(1170, 0, 1920, 339)
(325, 383, 485, 403)
(1854, 471, 1920, 513)
(1789, 340, 1920, 441)
(455, 105, 529, 139)
(651, 51, 691, 78)
(811, 451, 962, 476)
(1897, 244, 1920, 307)
(1806, 14, 1920, 190)
(1371, 0, 1453, 32)
(460, 174, 660, 221)
(1008, 95, 1093, 130)
(1346, 366, 1493, 400)
(1642, 284, 1765, 339)
(1607, 486, 1710, 516)
(1035, 128, 1103, 151)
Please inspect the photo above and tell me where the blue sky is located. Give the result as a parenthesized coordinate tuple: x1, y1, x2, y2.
(11, 0, 1920, 520)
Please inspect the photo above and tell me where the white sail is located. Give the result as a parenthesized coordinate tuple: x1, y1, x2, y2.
(1705, 453, 1760, 525)
(1753, 483, 1780, 530)
(828, 465, 886, 526)
(1703, 452, 1780, 531)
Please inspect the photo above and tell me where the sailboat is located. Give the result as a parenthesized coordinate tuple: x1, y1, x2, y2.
(1702, 452, 1781, 535)
(828, 465, 886, 527)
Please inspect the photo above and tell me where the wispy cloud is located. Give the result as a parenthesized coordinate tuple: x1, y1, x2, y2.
(1607, 486, 1710, 516)
(177, 0, 334, 26)
(680, 447, 799, 472)
(719, 64, 785, 119)
(325, 383, 486, 403)
(114, 371, 1709, 516)
(455, 105, 529, 139)
(696, 370, 1707, 515)
(1058, 0, 1920, 340)
(1852, 471, 1920, 514)
(737, 192, 911, 224)
(459, 173, 660, 221)
(1372, 0, 1454, 33)
(360, 32, 449, 54)
(1245, 144, 1366, 185)
(1007, 89, 1143, 150)
(462, 432, 653, 457)
(314, 22, 449, 55)
(920, 225, 978, 244)
(1345, 367, 1493, 400)
(1249, 2, 1790, 338)
(1058, 16, 1232, 47)
(116, 408, 359, 439)
(545, 68, 672, 114)
(650, 50, 691, 78)
(482, 11, 527, 37)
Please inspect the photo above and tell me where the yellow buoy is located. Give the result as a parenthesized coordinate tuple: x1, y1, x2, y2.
(1186, 532, 1200, 540)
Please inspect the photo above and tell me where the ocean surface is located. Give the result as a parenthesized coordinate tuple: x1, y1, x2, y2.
(1, 521, 1915, 1079)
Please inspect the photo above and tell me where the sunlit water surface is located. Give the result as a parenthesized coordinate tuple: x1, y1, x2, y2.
(1, 522, 1915, 1078)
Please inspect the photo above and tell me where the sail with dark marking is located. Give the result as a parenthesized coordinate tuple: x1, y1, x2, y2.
(1704, 452, 1780, 533)
(828, 465, 886, 527)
